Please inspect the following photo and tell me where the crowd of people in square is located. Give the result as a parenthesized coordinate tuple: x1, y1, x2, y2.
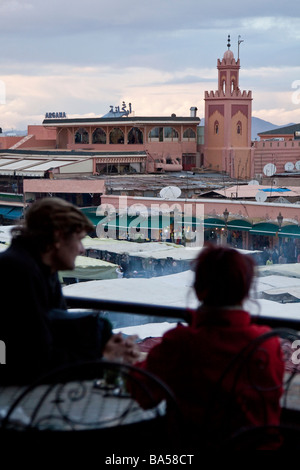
(259, 241, 300, 265)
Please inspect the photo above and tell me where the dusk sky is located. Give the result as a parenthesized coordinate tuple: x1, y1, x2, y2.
(0, 0, 300, 130)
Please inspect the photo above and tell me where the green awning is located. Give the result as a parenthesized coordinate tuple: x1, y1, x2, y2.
(81, 207, 98, 217)
(178, 216, 203, 226)
(227, 220, 252, 231)
(105, 215, 149, 230)
(94, 214, 196, 231)
(249, 223, 279, 236)
(0, 207, 14, 216)
(81, 207, 106, 226)
(204, 218, 252, 231)
(278, 224, 300, 238)
(204, 218, 225, 229)
(0, 205, 24, 220)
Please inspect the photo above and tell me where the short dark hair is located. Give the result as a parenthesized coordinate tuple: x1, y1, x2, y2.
(12, 197, 94, 252)
(193, 244, 255, 307)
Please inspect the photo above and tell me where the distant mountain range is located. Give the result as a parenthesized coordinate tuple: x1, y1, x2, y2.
(0, 129, 27, 137)
(251, 117, 295, 141)
(199, 117, 295, 141)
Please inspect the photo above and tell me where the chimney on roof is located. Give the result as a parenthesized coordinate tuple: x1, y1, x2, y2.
(190, 107, 198, 117)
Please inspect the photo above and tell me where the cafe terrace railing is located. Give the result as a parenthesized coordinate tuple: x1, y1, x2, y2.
(65, 295, 300, 330)
(1, 296, 300, 451)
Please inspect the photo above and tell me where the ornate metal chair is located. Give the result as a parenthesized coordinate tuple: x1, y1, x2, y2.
(200, 327, 300, 450)
(0, 360, 182, 452)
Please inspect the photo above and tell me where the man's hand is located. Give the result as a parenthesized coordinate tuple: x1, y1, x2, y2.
(102, 333, 144, 364)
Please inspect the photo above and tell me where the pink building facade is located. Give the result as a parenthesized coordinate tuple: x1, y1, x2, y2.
(98, 194, 300, 253)
(42, 114, 200, 173)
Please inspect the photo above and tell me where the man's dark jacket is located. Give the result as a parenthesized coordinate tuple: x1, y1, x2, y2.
(0, 238, 111, 384)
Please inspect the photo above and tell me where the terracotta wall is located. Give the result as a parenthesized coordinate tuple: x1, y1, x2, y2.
(253, 140, 300, 175)
(0, 136, 23, 149)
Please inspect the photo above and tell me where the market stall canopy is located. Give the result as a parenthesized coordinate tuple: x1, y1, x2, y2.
(59, 255, 118, 281)
(83, 237, 200, 260)
(64, 270, 197, 308)
(0, 152, 93, 177)
(64, 266, 300, 323)
(0, 225, 14, 244)
(254, 273, 300, 302)
(83, 237, 261, 261)
(258, 263, 300, 278)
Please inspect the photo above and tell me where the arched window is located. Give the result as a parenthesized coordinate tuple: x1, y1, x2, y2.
(222, 79, 226, 94)
(231, 79, 235, 93)
(214, 121, 219, 135)
(75, 128, 89, 144)
(92, 128, 106, 144)
(128, 127, 143, 144)
(237, 121, 242, 135)
(109, 127, 124, 144)
(183, 128, 196, 140)
(149, 127, 163, 142)
(149, 127, 178, 142)
(164, 127, 178, 141)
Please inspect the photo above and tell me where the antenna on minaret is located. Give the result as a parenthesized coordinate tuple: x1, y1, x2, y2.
(227, 34, 231, 49)
(238, 35, 244, 60)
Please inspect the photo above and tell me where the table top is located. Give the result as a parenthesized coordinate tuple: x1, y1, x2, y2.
(0, 380, 166, 431)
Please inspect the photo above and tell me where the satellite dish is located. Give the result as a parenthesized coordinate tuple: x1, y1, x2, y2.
(255, 191, 267, 203)
(248, 180, 260, 185)
(159, 186, 182, 199)
(295, 161, 300, 171)
(263, 163, 276, 177)
(284, 162, 294, 172)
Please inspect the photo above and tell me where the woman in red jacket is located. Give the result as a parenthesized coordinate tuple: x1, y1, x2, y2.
(134, 244, 285, 447)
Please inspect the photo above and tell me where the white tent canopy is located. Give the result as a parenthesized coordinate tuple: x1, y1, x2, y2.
(0, 226, 14, 244)
(258, 263, 300, 279)
(64, 267, 300, 322)
(0, 230, 261, 262)
(59, 255, 118, 281)
(83, 237, 261, 261)
(83, 237, 198, 260)
(63, 269, 300, 340)
(64, 270, 196, 308)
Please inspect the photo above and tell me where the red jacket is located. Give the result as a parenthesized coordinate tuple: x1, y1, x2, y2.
(134, 308, 284, 440)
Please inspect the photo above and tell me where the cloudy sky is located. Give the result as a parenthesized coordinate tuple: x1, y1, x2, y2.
(0, 0, 300, 130)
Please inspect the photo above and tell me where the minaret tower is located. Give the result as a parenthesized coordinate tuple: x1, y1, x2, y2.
(204, 36, 253, 179)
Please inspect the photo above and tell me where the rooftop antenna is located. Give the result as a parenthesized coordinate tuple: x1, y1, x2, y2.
(238, 35, 244, 61)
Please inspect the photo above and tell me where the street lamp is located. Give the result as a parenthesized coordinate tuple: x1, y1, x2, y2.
(222, 208, 229, 245)
(277, 212, 283, 229)
(223, 208, 229, 227)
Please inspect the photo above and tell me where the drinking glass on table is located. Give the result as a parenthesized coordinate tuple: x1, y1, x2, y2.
(94, 333, 142, 395)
